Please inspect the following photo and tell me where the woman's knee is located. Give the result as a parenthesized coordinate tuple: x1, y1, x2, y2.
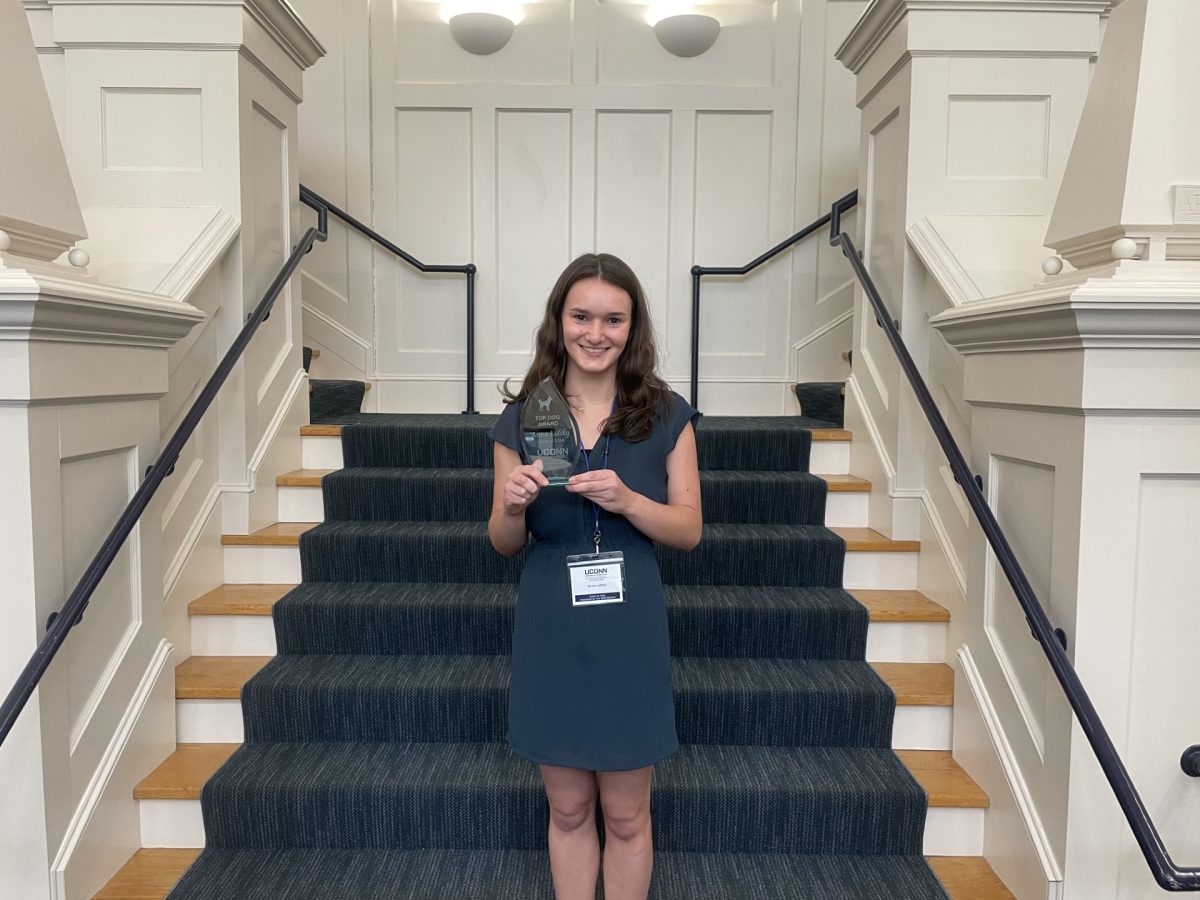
(598, 770, 653, 843)
(543, 768, 599, 833)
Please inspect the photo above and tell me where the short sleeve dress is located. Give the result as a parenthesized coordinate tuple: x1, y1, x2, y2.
(490, 391, 700, 772)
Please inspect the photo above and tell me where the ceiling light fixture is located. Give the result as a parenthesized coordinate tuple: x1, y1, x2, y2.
(442, 2, 522, 55)
(651, 12, 720, 57)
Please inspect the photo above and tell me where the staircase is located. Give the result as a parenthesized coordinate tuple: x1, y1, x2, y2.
(99, 415, 1014, 899)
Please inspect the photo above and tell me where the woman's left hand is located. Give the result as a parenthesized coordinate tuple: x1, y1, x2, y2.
(566, 470, 633, 514)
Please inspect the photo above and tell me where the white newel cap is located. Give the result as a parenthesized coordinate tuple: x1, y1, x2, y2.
(1045, 0, 1200, 268)
(0, 0, 87, 261)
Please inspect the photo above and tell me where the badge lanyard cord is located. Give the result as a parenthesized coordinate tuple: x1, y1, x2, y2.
(581, 402, 615, 554)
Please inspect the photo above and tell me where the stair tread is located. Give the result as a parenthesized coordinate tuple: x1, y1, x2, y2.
(276, 467, 870, 491)
(188, 584, 294, 615)
(134, 743, 238, 799)
(176, 654, 951, 706)
(100, 848, 1006, 899)
(300, 422, 854, 442)
(221, 521, 916, 552)
(135, 740, 982, 808)
(188, 582, 948, 623)
(94, 849, 202, 899)
(928, 856, 1016, 899)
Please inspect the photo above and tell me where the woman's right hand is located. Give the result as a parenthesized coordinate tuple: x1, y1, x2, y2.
(502, 458, 549, 515)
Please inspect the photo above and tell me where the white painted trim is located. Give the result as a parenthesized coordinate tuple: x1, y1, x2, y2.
(220, 366, 307, 494)
(300, 300, 370, 351)
(162, 482, 223, 599)
(924, 806, 986, 857)
(790, 309, 854, 352)
(50, 640, 174, 899)
(957, 644, 1065, 895)
(894, 705, 954, 750)
(846, 373, 897, 481)
(906, 218, 978, 307)
(371, 373, 808, 385)
(917, 487, 969, 595)
(153, 209, 240, 304)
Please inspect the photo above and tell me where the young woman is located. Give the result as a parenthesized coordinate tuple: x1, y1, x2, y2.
(488, 253, 702, 900)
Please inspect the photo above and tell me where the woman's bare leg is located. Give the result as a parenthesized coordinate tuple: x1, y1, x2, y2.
(541, 764, 600, 899)
(597, 766, 654, 900)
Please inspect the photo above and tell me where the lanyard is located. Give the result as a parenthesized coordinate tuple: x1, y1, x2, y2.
(580, 403, 615, 553)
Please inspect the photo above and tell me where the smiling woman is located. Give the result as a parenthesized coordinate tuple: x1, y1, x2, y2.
(487, 253, 702, 900)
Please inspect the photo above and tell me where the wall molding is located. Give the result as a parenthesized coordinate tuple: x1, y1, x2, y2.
(791, 309, 854, 352)
(49, 639, 174, 900)
(154, 209, 239, 304)
(846, 372, 898, 481)
(907, 217, 979, 307)
(221, 364, 307, 494)
(162, 481, 222, 599)
(957, 644, 1065, 900)
(918, 486, 969, 594)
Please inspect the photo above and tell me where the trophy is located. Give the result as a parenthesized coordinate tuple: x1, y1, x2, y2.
(520, 378, 582, 485)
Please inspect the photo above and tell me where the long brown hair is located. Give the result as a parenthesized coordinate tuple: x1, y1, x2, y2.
(502, 253, 670, 442)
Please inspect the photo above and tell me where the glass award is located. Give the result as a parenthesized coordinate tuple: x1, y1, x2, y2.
(520, 378, 582, 485)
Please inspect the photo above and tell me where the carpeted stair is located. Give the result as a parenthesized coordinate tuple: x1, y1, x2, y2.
(793, 382, 845, 428)
(168, 413, 949, 899)
(304, 345, 369, 423)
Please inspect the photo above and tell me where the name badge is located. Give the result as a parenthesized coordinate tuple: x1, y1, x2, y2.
(566, 551, 626, 607)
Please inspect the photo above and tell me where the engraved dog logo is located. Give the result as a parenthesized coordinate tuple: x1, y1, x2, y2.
(538, 395, 552, 412)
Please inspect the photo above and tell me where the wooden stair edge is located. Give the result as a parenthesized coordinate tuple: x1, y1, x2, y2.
(95, 849, 1012, 900)
(928, 856, 1016, 899)
(132, 742, 982, 808)
(94, 849, 201, 899)
(187, 584, 948, 624)
(299, 423, 855, 442)
(272, 469, 871, 491)
(219, 523, 914, 551)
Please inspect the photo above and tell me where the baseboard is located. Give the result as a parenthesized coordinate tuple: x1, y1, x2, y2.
(957, 644, 1064, 900)
(50, 640, 175, 900)
(162, 482, 222, 601)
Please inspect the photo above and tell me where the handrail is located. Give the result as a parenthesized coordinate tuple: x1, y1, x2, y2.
(299, 185, 478, 414)
(0, 200, 329, 748)
(688, 190, 856, 408)
(827, 190, 1200, 891)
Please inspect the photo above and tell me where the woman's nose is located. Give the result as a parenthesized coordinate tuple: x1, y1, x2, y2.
(587, 321, 603, 341)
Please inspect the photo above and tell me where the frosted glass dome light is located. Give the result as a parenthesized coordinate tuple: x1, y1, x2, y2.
(441, 2, 522, 55)
(652, 13, 720, 57)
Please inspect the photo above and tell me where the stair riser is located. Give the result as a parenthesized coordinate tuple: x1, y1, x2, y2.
(139, 799, 981, 856)
(301, 435, 853, 476)
(278, 483, 868, 528)
(175, 700, 952, 751)
(190, 614, 946, 663)
(339, 426, 816, 473)
(237, 679, 893, 747)
(223, 544, 916, 590)
(319, 473, 830, 527)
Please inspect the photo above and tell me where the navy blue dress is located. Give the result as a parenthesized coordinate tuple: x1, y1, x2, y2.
(491, 392, 700, 771)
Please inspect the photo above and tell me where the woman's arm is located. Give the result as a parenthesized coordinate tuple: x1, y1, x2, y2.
(565, 422, 702, 551)
(489, 443, 549, 556)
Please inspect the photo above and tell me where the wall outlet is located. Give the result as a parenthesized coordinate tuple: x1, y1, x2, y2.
(1173, 185, 1200, 224)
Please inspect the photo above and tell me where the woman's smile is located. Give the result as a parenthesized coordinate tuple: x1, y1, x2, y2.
(562, 277, 632, 376)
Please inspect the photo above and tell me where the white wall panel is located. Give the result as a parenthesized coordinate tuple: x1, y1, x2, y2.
(385, 108, 474, 370)
(496, 109, 573, 355)
(101, 88, 202, 172)
(595, 111, 672, 341)
(985, 455, 1056, 759)
(60, 448, 140, 748)
(1117, 476, 1200, 896)
(693, 111, 774, 367)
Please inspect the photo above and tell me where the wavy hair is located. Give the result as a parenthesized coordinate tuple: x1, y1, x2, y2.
(502, 253, 670, 442)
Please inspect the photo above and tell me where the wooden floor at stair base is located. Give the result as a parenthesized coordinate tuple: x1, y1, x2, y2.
(96, 849, 1014, 899)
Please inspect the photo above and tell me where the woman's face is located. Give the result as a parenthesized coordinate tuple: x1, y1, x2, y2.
(561, 277, 633, 379)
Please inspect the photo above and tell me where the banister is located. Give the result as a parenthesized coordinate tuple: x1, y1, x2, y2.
(827, 192, 1200, 891)
(689, 191, 855, 408)
(0, 210, 329, 748)
(299, 185, 478, 414)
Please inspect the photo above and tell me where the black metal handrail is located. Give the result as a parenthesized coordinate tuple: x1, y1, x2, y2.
(688, 190, 857, 408)
(827, 190, 1200, 891)
(0, 198, 330, 748)
(299, 185, 478, 414)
